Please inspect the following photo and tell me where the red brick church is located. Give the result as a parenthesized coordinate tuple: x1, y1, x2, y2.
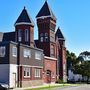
(35, 1, 67, 83)
(0, 1, 67, 88)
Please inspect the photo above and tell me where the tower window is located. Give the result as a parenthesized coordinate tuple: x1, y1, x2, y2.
(25, 29, 29, 42)
(40, 33, 43, 42)
(45, 33, 48, 42)
(50, 45, 54, 57)
(18, 29, 22, 42)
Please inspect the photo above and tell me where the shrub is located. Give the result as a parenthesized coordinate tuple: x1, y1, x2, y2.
(56, 79, 64, 84)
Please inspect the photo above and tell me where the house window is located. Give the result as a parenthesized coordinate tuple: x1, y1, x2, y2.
(12, 46, 17, 57)
(35, 69, 41, 78)
(40, 33, 43, 42)
(35, 52, 41, 60)
(45, 33, 48, 42)
(50, 45, 54, 57)
(25, 29, 29, 42)
(24, 49, 31, 58)
(18, 29, 22, 42)
(0, 46, 5, 57)
(24, 67, 30, 78)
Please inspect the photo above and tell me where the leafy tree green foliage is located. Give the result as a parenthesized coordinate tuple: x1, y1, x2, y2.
(66, 50, 77, 76)
(79, 51, 90, 61)
(73, 51, 90, 82)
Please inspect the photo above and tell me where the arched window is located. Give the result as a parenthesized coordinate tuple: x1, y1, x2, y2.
(45, 33, 48, 42)
(40, 33, 43, 42)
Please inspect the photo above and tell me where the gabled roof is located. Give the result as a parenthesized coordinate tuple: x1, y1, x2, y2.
(15, 7, 34, 26)
(55, 27, 65, 40)
(36, 1, 56, 20)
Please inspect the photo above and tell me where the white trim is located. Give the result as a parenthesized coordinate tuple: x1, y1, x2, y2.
(44, 56, 57, 61)
(36, 15, 51, 19)
(58, 38, 65, 40)
(23, 67, 31, 78)
(19, 64, 43, 68)
(14, 22, 34, 26)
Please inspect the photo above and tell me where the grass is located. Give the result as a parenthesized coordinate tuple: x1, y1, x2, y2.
(25, 84, 75, 90)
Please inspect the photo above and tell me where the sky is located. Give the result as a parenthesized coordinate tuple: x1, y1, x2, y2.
(0, 0, 90, 56)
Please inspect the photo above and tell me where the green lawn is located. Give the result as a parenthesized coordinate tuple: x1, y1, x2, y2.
(25, 84, 73, 90)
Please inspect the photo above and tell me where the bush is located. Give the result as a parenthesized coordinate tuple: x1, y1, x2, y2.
(56, 79, 64, 84)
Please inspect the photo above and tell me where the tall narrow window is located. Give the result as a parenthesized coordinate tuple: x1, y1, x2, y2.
(18, 29, 22, 42)
(45, 33, 48, 42)
(40, 33, 43, 42)
(25, 29, 29, 42)
(50, 45, 54, 57)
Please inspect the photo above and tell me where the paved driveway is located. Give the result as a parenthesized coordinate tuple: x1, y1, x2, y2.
(53, 85, 90, 90)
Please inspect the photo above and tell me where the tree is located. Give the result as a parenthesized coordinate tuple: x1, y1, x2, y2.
(79, 51, 90, 61)
(73, 51, 90, 83)
(66, 50, 77, 76)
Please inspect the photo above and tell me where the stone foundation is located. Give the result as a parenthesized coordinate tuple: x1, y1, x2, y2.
(21, 80, 43, 87)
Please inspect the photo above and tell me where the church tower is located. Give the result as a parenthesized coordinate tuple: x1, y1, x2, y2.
(36, 1, 56, 57)
(15, 7, 34, 47)
(56, 27, 67, 82)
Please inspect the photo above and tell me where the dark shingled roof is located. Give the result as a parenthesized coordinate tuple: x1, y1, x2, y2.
(36, 1, 56, 20)
(3, 32, 15, 42)
(15, 7, 34, 26)
(55, 27, 65, 40)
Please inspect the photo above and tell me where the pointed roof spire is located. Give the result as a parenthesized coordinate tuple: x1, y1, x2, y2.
(15, 7, 34, 26)
(24, 6, 26, 9)
(36, 1, 56, 20)
(55, 27, 65, 40)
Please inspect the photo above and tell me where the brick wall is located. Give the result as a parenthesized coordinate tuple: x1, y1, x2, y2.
(43, 56, 57, 83)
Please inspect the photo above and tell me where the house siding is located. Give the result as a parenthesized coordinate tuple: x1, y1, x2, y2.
(19, 44, 43, 67)
(9, 43, 18, 64)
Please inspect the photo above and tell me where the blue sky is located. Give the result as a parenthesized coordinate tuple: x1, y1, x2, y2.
(0, 0, 90, 56)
